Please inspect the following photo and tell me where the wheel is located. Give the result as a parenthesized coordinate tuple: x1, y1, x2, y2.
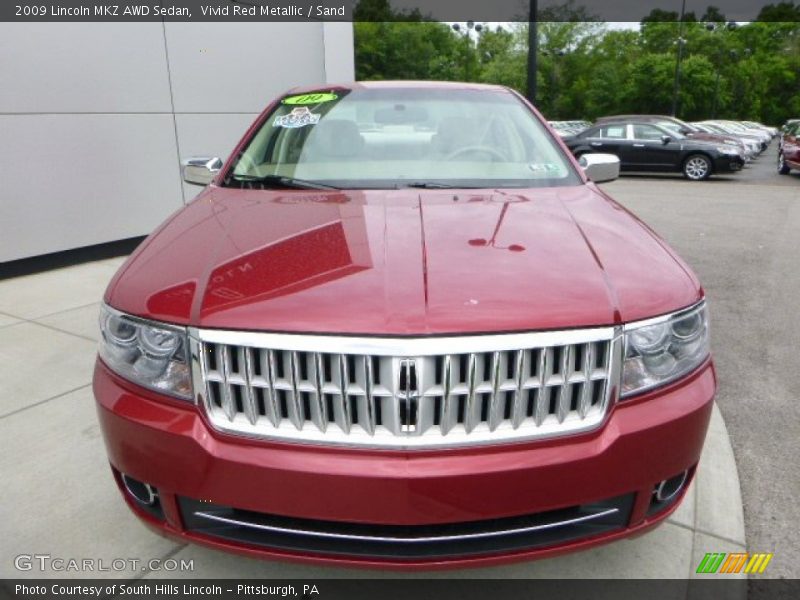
(683, 154, 712, 181)
(777, 151, 791, 175)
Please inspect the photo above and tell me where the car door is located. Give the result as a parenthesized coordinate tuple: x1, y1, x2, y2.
(581, 123, 629, 163)
(627, 124, 679, 170)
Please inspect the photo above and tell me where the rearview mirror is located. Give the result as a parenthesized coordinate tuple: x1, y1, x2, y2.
(661, 135, 673, 145)
(181, 156, 223, 186)
(579, 153, 620, 183)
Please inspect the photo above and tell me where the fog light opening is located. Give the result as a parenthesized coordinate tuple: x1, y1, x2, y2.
(122, 474, 159, 507)
(654, 470, 688, 503)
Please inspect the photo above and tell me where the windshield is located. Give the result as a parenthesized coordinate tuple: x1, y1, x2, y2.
(707, 123, 733, 134)
(722, 122, 747, 132)
(657, 122, 687, 138)
(223, 87, 580, 189)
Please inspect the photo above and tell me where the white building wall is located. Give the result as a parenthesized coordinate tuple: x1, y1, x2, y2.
(0, 22, 354, 262)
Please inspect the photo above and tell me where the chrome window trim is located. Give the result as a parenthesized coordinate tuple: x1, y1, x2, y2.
(192, 507, 620, 544)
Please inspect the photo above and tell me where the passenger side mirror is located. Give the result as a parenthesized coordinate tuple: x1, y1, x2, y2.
(661, 135, 673, 145)
(181, 156, 223, 186)
(579, 153, 620, 183)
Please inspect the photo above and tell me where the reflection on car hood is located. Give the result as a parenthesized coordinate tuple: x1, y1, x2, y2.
(106, 185, 701, 334)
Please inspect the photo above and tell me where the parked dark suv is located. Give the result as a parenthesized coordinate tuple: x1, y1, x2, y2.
(566, 120, 744, 180)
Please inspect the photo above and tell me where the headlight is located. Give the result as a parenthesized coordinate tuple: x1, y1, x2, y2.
(621, 302, 710, 398)
(99, 304, 193, 400)
(716, 145, 738, 154)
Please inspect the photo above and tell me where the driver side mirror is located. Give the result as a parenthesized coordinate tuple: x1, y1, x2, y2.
(579, 153, 620, 183)
(181, 156, 223, 186)
(661, 135, 673, 145)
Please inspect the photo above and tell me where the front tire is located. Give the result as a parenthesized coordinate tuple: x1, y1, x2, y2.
(777, 151, 791, 175)
(683, 154, 712, 181)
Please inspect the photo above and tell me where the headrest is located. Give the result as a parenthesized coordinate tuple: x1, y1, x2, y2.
(304, 119, 364, 159)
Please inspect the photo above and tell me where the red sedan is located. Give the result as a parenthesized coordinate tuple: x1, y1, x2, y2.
(779, 120, 800, 174)
(93, 81, 715, 568)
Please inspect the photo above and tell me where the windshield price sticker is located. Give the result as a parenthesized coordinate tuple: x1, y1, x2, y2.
(282, 92, 339, 105)
(273, 106, 321, 128)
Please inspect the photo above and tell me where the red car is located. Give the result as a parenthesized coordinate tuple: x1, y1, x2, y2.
(94, 81, 715, 569)
(778, 120, 800, 174)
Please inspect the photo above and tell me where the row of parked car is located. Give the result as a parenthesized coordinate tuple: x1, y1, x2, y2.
(549, 115, 779, 181)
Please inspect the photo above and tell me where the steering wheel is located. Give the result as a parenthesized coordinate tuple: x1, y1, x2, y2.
(445, 145, 509, 162)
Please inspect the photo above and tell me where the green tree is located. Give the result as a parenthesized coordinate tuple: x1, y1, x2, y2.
(352, 6, 800, 125)
(354, 21, 462, 81)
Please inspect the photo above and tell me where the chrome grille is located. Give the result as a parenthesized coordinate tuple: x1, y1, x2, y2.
(192, 329, 621, 448)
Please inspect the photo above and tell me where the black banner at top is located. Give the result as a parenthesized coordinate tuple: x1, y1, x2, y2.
(1, 0, 798, 22)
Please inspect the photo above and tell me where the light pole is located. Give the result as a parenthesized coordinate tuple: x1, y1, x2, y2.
(451, 21, 483, 81)
(527, 0, 538, 104)
(671, 0, 687, 117)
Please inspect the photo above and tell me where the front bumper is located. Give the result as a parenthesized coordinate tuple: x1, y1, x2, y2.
(713, 154, 745, 173)
(94, 358, 715, 569)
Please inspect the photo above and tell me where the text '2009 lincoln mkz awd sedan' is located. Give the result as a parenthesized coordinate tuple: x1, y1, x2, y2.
(93, 81, 715, 569)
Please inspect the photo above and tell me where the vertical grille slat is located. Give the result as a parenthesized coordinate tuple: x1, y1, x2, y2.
(309, 352, 327, 432)
(220, 345, 236, 421)
(488, 351, 504, 431)
(556, 345, 573, 424)
(440, 354, 457, 435)
(264, 350, 281, 427)
(534, 348, 550, 426)
(198, 331, 616, 447)
(242, 347, 258, 425)
(360, 355, 376, 436)
(464, 353, 479, 433)
(511, 349, 526, 429)
(285, 351, 304, 430)
(578, 343, 595, 418)
(335, 354, 352, 434)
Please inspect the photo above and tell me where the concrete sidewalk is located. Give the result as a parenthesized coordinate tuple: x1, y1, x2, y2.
(0, 258, 746, 581)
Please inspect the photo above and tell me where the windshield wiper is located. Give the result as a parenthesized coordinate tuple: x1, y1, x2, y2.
(399, 182, 459, 189)
(232, 174, 340, 190)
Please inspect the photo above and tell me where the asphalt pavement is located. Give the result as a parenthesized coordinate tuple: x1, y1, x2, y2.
(601, 143, 800, 585)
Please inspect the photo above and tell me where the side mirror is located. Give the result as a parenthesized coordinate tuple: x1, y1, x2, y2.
(661, 135, 673, 145)
(579, 153, 620, 183)
(181, 156, 223, 186)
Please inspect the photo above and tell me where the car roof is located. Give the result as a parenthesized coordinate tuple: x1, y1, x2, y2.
(593, 120, 669, 128)
(286, 80, 511, 94)
(596, 114, 675, 122)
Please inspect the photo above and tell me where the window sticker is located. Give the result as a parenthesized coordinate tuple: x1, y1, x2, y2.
(282, 92, 339, 105)
(273, 106, 321, 128)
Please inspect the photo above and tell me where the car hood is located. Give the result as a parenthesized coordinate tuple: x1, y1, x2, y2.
(106, 185, 701, 334)
(688, 132, 741, 146)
